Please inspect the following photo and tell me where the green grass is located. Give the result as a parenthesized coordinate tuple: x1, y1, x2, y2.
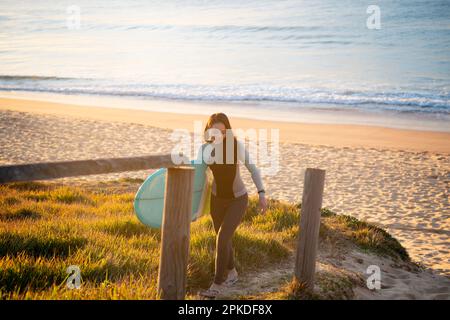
(319, 212, 410, 261)
(0, 181, 410, 300)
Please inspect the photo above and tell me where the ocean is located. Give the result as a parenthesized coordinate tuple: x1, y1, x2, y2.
(1, 0, 449, 131)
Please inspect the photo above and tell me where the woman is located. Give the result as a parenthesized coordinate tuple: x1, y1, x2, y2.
(197, 113, 267, 298)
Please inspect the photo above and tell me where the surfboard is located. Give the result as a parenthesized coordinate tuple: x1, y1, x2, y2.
(134, 160, 212, 229)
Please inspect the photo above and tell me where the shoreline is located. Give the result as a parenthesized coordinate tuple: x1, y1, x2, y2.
(1, 88, 449, 133)
(0, 96, 449, 154)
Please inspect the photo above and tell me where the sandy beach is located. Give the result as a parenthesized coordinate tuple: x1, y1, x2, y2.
(1, 96, 449, 153)
(0, 97, 449, 297)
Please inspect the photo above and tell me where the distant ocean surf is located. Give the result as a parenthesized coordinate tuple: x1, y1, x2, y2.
(0, 75, 449, 116)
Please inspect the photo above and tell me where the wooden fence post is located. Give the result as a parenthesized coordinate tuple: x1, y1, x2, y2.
(157, 166, 195, 300)
(295, 168, 326, 290)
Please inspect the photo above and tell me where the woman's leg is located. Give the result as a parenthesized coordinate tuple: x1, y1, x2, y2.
(210, 194, 235, 276)
(210, 194, 227, 234)
(213, 193, 248, 284)
(210, 194, 232, 277)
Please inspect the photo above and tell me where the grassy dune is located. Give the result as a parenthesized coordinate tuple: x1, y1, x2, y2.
(0, 180, 410, 300)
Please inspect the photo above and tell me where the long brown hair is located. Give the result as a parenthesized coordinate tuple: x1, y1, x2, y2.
(204, 113, 233, 142)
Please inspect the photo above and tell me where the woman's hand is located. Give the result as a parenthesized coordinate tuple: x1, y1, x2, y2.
(258, 194, 268, 214)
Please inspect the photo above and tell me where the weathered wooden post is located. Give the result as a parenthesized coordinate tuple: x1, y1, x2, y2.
(157, 166, 195, 300)
(295, 168, 326, 290)
(0, 154, 181, 183)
